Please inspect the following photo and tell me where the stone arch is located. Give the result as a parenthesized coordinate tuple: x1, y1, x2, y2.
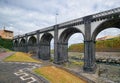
(28, 36, 37, 55)
(19, 38, 26, 52)
(20, 38, 26, 46)
(13, 40, 19, 51)
(40, 33, 53, 44)
(39, 33, 53, 60)
(28, 36, 37, 46)
(90, 18, 120, 70)
(58, 27, 84, 63)
(59, 27, 84, 42)
(14, 40, 18, 47)
(92, 19, 120, 40)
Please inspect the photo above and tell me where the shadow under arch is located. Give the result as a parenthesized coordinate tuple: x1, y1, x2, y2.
(58, 27, 85, 63)
(28, 36, 37, 55)
(28, 36, 37, 45)
(39, 33, 53, 60)
(13, 40, 19, 51)
(92, 19, 120, 41)
(14, 40, 18, 47)
(19, 38, 26, 52)
(20, 38, 25, 46)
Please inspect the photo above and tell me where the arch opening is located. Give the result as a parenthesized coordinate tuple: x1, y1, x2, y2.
(19, 38, 26, 52)
(28, 36, 37, 46)
(28, 36, 37, 55)
(14, 40, 18, 47)
(92, 19, 120, 81)
(92, 19, 120, 40)
(20, 38, 25, 46)
(13, 40, 18, 51)
(39, 33, 53, 60)
(58, 27, 84, 64)
(50, 38, 54, 62)
(68, 33, 84, 68)
(95, 28, 120, 60)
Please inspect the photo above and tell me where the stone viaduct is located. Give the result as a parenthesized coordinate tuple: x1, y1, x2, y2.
(13, 7, 120, 72)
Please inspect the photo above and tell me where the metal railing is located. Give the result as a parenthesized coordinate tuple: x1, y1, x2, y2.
(92, 7, 120, 18)
(59, 18, 83, 27)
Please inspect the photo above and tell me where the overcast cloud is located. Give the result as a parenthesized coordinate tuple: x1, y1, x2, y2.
(0, 0, 120, 46)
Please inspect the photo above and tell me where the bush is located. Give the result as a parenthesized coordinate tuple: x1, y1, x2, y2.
(0, 38, 12, 50)
(68, 37, 120, 52)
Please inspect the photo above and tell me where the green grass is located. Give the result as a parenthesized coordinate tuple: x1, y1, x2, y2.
(71, 60, 84, 66)
(67, 52, 84, 67)
(51, 49, 54, 54)
(69, 37, 120, 52)
(34, 66, 87, 83)
(4, 52, 41, 63)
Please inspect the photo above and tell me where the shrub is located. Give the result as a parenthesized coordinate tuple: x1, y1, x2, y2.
(0, 38, 12, 50)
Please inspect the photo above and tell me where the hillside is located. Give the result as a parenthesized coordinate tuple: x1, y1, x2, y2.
(0, 38, 12, 50)
(69, 37, 120, 52)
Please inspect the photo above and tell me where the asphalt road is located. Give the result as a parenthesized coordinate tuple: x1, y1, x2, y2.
(0, 52, 48, 83)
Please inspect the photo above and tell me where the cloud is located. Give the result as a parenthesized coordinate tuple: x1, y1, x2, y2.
(97, 28, 120, 39)
(68, 33, 84, 46)
(0, 0, 120, 45)
(0, 6, 55, 35)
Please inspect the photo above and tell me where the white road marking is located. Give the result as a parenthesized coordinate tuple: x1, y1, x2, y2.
(28, 63, 32, 65)
(14, 72, 26, 76)
(14, 69, 37, 83)
(27, 77, 37, 83)
(1, 61, 41, 83)
(19, 69, 23, 72)
(20, 73, 29, 80)
(13, 62, 19, 64)
(22, 68, 29, 70)
(35, 64, 40, 67)
(14, 70, 23, 75)
(20, 76, 37, 83)
(21, 63, 25, 64)
(31, 66, 37, 69)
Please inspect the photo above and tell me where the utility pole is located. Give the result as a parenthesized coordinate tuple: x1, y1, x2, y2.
(55, 12, 58, 25)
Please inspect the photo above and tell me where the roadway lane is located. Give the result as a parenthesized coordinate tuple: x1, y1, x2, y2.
(0, 52, 48, 83)
(0, 62, 30, 83)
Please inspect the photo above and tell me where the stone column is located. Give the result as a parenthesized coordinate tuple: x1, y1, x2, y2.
(12, 39, 14, 51)
(12, 39, 15, 51)
(57, 42, 68, 63)
(25, 34, 28, 53)
(40, 43, 50, 60)
(54, 25, 68, 64)
(36, 30, 40, 58)
(15, 39, 18, 51)
(54, 25, 59, 63)
(17, 37, 20, 51)
(83, 16, 96, 72)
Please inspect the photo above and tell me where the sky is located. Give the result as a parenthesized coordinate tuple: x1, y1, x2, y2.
(0, 0, 120, 46)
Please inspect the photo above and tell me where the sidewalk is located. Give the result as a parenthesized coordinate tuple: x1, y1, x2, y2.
(0, 52, 15, 61)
